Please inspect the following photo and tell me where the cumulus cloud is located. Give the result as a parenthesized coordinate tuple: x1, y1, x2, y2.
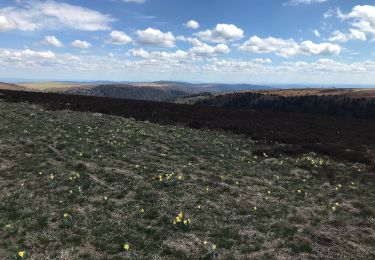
(240, 36, 341, 57)
(190, 43, 230, 56)
(136, 28, 176, 48)
(0, 0, 113, 31)
(338, 5, 375, 37)
(0, 15, 15, 31)
(128, 48, 188, 60)
(0, 48, 55, 60)
(184, 20, 200, 29)
(71, 40, 92, 49)
(0, 48, 55, 68)
(108, 31, 132, 45)
(195, 24, 244, 43)
(285, 0, 327, 6)
(42, 35, 63, 48)
(329, 29, 366, 42)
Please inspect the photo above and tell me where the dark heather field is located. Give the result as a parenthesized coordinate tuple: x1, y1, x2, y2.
(0, 89, 374, 259)
(172, 88, 375, 119)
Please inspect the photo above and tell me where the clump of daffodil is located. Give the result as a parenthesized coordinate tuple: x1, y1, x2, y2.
(69, 171, 80, 181)
(18, 251, 26, 258)
(173, 212, 191, 230)
(156, 172, 180, 188)
(123, 243, 130, 251)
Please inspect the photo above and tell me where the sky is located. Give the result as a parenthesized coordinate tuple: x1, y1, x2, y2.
(1, 0, 375, 84)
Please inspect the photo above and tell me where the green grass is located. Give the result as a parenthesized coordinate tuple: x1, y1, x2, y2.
(0, 100, 374, 259)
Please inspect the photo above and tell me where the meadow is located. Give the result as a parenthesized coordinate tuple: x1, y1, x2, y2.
(0, 97, 374, 259)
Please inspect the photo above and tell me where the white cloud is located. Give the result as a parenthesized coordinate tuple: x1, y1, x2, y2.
(1, 47, 375, 84)
(313, 30, 321, 37)
(253, 58, 272, 64)
(285, 0, 327, 6)
(339, 5, 375, 37)
(42, 35, 63, 48)
(0, 48, 55, 68)
(71, 40, 92, 49)
(190, 43, 230, 56)
(184, 20, 200, 29)
(240, 36, 341, 57)
(128, 48, 188, 60)
(0, 48, 55, 60)
(0, 1, 113, 31)
(122, 0, 146, 3)
(108, 31, 132, 45)
(329, 29, 366, 42)
(280, 59, 375, 74)
(0, 15, 15, 31)
(136, 28, 176, 48)
(195, 24, 244, 43)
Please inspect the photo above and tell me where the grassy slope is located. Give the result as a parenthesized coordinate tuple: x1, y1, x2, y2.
(0, 100, 374, 259)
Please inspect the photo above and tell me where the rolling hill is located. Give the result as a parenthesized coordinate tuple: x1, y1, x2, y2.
(61, 83, 200, 102)
(58, 82, 273, 102)
(0, 82, 29, 91)
(10, 81, 273, 102)
(173, 88, 375, 119)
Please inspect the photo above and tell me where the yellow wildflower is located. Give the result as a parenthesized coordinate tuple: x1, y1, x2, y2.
(18, 251, 26, 258)
(63, 213, 69, 218)
(124, 243, 130, 251)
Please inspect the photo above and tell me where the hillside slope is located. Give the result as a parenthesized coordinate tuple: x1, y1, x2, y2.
(0, 82, 28, 91)
(62, 84, 198, 102)
(0, 95, 374, 259)
(174, 89, 375, 119)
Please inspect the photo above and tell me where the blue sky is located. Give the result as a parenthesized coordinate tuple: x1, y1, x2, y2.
(1, 0, 375, 84)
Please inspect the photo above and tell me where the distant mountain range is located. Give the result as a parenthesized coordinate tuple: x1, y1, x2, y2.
(0, 80, 273, 102)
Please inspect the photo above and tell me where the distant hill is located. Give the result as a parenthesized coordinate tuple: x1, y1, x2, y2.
(174, 88, 375, 119)
(62, 84, 200, 102)
(0, 82, 28, 91)
(58, 81, 272, 102)
(153, 81, 273, 92)
(1, 80, 273, 101)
